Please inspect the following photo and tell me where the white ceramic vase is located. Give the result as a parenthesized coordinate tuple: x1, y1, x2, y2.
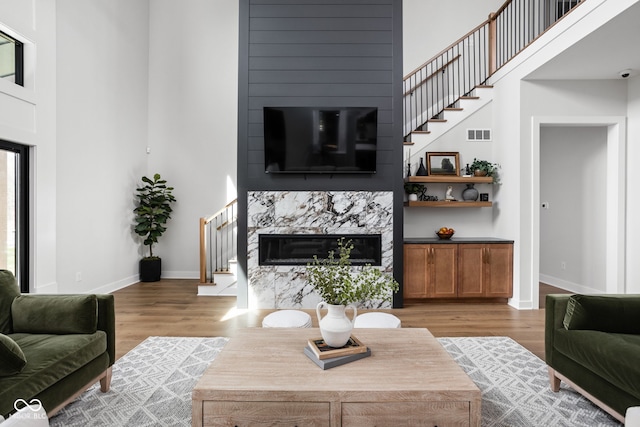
(316, 302, 357, 348)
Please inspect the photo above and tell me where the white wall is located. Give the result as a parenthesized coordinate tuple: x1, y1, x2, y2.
(0, 0, 240, 293)
(627, 76, 640, 293)
(55, 0, 151, 293)
(539, 126, 607, 293)
(146, 0, 238, 278)
(510, 80, 626, 307)
(403, 0, 504, 73)
(0, 0, 57, 292)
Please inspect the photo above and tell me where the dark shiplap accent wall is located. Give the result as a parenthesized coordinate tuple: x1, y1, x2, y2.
(238, 0, 404, 307)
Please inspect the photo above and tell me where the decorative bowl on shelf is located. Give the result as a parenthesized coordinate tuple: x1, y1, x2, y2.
(436, 228, 455, 240)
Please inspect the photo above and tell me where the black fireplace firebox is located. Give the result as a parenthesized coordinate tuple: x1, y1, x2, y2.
(259, 234, 382, 266)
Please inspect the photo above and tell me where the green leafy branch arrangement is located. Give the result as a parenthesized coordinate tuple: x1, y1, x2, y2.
(306, 238, 399, 306)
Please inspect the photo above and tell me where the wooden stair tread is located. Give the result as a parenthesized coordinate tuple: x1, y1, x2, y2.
(428, 118, 447, 123)
(444, 107, 463, 111)
(460, 96, 479, 100)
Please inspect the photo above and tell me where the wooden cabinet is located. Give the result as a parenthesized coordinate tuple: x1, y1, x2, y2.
(403, 241, 513, 300)
(458, 244, 513, 298)
(403, 244, 457, 298)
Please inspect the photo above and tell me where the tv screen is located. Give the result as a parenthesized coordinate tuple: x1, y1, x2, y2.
(264, 107, 377, 174)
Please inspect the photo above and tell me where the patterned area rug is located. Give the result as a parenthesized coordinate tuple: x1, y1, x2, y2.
(49, 336, 622, 427)
(438, 337, 621, 427)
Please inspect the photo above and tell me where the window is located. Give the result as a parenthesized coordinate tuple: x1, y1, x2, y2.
(0, 140, 29, 292)
(0, 30, 24, 86)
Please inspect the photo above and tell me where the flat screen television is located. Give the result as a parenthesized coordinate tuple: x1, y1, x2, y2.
(263, 107, 378, 174)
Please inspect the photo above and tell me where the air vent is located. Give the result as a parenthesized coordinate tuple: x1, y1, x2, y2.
(466, 129, 492, 141)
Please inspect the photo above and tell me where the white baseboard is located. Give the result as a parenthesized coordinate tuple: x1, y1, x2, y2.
(161, 270, 200, 279)
(90, 275, 140, 294)
(539, 274, 604, 294)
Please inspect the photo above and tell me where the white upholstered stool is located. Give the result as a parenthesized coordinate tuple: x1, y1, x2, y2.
(262, 310, 312, 328)
(627, 407, 640, 427)
(354, 312, 401, 328)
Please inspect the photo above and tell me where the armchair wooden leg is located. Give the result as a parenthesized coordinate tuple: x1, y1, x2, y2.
(100, 366, 112, 392)
(548, 367, 561, 392)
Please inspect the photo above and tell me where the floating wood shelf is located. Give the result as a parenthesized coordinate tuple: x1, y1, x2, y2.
(405, 176, 493, 184)
(404, 201, 493, 208)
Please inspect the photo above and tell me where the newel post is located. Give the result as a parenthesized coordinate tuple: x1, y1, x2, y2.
(199, 217, 207, 283)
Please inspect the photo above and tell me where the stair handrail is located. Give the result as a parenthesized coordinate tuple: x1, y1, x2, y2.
(199, 198, 238, 284)
(403, 0, 585, 138)
(404, 19, 490, 82)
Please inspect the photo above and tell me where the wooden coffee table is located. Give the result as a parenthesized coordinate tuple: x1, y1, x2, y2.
(192, 328, 480, 426)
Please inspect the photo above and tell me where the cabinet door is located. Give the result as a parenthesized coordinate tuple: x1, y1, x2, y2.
(428, 245, 457, 298)
(457, 244, 485, 297)
(484, 244, 513, 297)
(403, 245, 429, 298)
(458, 243, 513, 298)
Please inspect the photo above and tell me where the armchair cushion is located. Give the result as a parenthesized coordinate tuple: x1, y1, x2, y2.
(0, 270, 20, 334)
(562, 294, 640, 334)
(11, 295, 98, 334)
(0, 333, 27, 376)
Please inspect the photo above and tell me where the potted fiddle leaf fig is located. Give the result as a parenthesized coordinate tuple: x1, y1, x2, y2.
(133, 173, 176, 282)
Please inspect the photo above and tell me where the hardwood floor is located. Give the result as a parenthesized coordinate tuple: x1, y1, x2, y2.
(113, 279, 568, 361)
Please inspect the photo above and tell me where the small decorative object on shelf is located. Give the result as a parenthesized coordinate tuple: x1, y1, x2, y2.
(427, 152, 460, 176)
(445, 185, 456, 201)
(470, 158, 501, 184)
(480, 193, 489, 202)
(462, 183, 479, 201)
(404, 182, 425, 202)
(416, 157, 428, 176)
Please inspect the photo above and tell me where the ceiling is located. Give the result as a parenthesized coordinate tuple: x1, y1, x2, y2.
(524, 1, 640, 80)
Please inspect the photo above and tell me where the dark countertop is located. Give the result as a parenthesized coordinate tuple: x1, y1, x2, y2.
(404, 237, 514, 244)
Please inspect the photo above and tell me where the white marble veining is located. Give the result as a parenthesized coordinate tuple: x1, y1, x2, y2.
(247, 191, 394, 309)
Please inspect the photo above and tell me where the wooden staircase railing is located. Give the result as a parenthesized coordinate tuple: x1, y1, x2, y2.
(199, 199, 237, 284)
(403, 0, 585, 139)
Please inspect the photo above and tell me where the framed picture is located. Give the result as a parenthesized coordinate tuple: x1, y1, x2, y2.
(427, 152, 460, 176)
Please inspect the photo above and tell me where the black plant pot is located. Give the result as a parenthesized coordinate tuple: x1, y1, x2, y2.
(139, 258, 161, 282)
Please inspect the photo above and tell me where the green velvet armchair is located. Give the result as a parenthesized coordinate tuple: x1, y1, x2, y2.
(0, 270, 115, 418)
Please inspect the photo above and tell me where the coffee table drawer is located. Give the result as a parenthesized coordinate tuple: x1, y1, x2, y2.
(202, 401, 330, 426)
(342, 401, 471, 426)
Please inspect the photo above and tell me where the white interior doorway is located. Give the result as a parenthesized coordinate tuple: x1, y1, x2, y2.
(531, 116, 626, 308)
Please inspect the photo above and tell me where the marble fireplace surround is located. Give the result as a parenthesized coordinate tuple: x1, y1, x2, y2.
(247, 191, 394, 309)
